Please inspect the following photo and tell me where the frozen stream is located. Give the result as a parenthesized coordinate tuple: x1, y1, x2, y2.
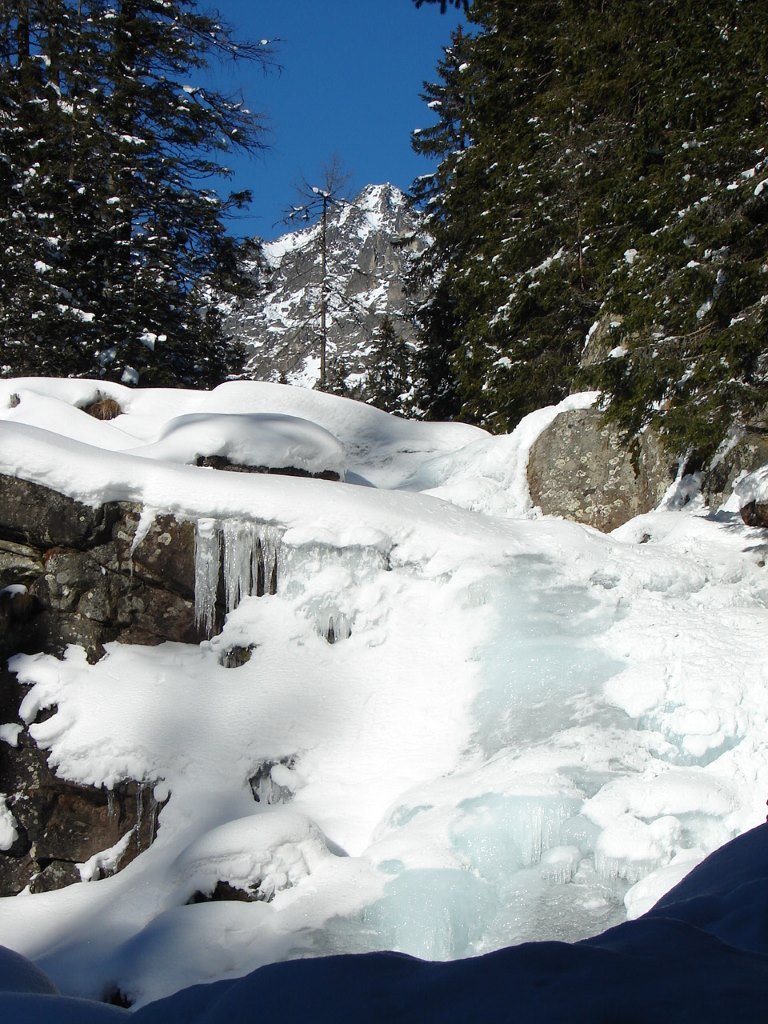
(1, 379, 766, 1008)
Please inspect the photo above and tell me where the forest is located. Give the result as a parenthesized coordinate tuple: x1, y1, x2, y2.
(2, 0, 767, 463)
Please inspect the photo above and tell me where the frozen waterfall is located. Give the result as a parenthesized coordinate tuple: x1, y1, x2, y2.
(194, 518, 284, 635)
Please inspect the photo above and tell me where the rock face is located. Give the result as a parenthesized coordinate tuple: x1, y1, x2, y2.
(0, 681, 163, 895)
(0, 474, 198, 896)
(740, 500, 768, 528)
(0, 477, 198, 659)
(703, 426, 768, 513)
(527, 408, 674, 532)
(221, 183, 426, 389)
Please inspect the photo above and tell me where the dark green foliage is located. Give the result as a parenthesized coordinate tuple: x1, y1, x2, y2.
(412, 0, 768, 458)
(0, 0, 267, 386)
(365, 316, 415, 416)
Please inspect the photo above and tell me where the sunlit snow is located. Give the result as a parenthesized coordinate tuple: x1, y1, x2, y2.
(0, 377, 767, 1018)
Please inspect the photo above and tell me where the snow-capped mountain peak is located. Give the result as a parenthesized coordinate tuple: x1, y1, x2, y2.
(224, 183, 426, 391)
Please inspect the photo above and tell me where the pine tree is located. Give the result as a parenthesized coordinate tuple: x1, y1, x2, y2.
(0, 0, 268, 386)
(412, 0, 768, 458)
(408, 26, 473, 421)
(365, 315, 414, 415)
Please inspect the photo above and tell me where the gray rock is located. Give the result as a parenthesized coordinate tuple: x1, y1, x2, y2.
(0, 475, 118, 549)
(0, 538, 44, 589)
(527, 408, 674, 532)
(109, 505, 196, 600)
(580, 314, 625, 368)
(29, 860, 82, 893)
(219, 644, 256, 669)
(221, 183, 426, 389)
(703, 428, 768, 512)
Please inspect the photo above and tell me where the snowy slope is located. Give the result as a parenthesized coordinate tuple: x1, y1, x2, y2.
(1, 377, 767, 1015)
(5, 824, 768, 1023)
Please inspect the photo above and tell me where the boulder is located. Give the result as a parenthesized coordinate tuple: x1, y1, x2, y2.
(527, 408, 673, 532)
(0, 664, 165, 896)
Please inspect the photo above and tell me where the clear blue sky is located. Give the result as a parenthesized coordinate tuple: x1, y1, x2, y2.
(206, 1, 465, 240)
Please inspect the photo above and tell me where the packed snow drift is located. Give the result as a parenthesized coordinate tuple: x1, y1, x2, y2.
(1, 377, 767, 1020)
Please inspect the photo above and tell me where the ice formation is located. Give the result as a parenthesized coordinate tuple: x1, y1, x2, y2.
(0, 378, 766, 1012)
(194, 518, 285, 635)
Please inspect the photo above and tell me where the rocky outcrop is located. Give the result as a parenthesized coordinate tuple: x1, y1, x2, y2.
(222, 183, 426, 389)
(0, 670, 163, 895)
(195, 455, 340, 481)
(702, 426, 768, 513)
(0, 478, 198, 660)
(0, 474, 200, 896)
(527, 408, 674, 532)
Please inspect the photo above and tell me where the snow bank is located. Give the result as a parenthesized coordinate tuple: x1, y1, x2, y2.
(3, 825, 768, 1022)
(129, 412, 346, 477)
(0, 377, 767, 1015)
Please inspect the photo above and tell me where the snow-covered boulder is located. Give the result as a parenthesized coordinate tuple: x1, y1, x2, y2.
(735, 463, 768, 527)
(129, 412, 346, 480)
(527, 407, 673, 531)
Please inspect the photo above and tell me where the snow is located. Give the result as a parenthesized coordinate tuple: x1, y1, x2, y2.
(4, 826, 768, 1021)
(0, 798, 17, 852)
(0, 377, 767, 1020)
(0, 724, 22, 748)
(735, 463, 768, 505)
(129, 412, 346, 477)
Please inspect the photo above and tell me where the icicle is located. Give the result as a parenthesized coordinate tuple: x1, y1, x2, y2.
(135, 786, 144, 851)
(195, 518, 285, 635)
(148, 790, 159, 844)
(250, 529, 263, 598)
(259, 525, 282, 596)
(106, 788, 116, 824)
(223, 520, 257, 612)
(322, 610, 352, 644)
(194, 518, 221, 635)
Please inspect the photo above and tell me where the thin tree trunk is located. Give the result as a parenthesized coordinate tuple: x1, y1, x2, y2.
(320, 195, 328, 388)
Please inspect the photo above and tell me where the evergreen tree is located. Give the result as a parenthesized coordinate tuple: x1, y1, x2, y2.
(412, 0, 768, 459)
(0, 0, 268, 385)
(281, 161, 351, 391)
(365, 315, 414, 415)
(409, 26, 473, 420)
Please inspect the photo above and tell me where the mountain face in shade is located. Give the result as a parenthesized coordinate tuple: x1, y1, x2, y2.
(222, 184, 426, 391)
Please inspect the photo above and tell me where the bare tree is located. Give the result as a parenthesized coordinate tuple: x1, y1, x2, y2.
(281, 158, 351, 389)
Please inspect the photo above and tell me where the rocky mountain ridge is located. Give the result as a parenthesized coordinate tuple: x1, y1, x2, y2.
(222, 183, 426, 392)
